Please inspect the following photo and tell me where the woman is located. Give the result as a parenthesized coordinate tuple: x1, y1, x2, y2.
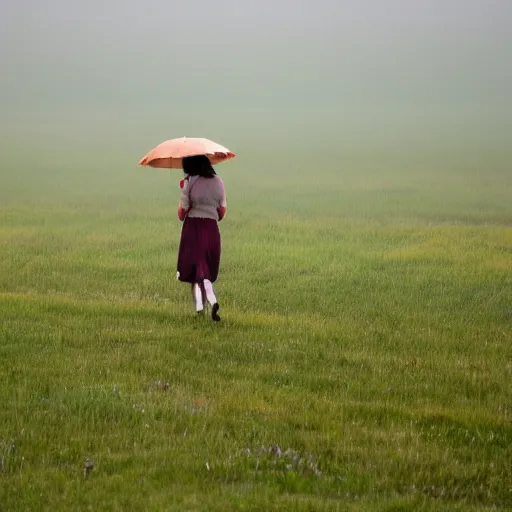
(176, 155, 227, 321)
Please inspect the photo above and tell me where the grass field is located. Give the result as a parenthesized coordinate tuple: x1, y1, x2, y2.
(0, 134, 511, 510)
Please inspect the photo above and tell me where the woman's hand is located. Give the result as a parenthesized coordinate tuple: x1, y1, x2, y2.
(178, 205, 189, 221)
(217, 206, 226, 221)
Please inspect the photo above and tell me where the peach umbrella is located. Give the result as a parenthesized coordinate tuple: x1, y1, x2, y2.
(138, 137, 235, 169)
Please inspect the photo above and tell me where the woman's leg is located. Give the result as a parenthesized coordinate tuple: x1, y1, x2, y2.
(203, 279, 220, 321)
(192, 283, 204, 313)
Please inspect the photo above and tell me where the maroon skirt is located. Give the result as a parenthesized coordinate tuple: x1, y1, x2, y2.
(177, 217, 221, 284)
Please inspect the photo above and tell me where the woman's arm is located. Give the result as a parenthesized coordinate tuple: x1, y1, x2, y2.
(178, 177, 190, 221)
(217, 177, 227, 221)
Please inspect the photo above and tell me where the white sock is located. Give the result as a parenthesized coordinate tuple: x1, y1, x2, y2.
(203, 279, 217, 306)
(194, 284, 204, 312)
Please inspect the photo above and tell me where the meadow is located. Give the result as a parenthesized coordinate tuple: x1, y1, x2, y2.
(0, 131, 511, 511)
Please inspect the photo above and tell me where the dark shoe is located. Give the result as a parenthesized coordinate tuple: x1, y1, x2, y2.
(211, 303, 221, 322)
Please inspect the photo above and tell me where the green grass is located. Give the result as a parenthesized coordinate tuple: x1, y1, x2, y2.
(0, 139, 511, 510)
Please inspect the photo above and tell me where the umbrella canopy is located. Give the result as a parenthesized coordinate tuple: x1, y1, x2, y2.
(139, 137, 235, 169)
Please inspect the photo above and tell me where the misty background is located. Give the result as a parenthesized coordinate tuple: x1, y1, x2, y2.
(0, 0, 511, 193)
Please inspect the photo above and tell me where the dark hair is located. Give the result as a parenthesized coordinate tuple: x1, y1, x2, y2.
(182, 155, 216, 178)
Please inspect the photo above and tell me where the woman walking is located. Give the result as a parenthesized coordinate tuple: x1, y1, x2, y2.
(176, 155, 227, 321)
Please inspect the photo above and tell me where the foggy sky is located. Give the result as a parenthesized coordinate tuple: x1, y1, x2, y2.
(1, 0, 511, 150)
